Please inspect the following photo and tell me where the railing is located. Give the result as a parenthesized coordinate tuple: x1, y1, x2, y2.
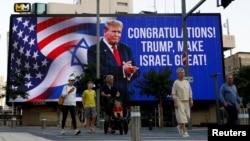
(0, 115, 22, 126)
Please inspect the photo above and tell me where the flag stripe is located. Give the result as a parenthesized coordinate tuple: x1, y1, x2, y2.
(47, 40, 78, 59)
(37, 17, 73, 32)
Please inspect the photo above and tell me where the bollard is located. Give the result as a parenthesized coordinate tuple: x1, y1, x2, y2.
(41, 118, 47, 129)
(11, 117, 17, 129)
(131, 106, 141, 141)
(148, 113, 153, 131)
(148, 119, 153, 131)
(100, 119, 105, 130)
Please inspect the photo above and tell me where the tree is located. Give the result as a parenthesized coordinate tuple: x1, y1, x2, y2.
(4, 68, 29, 115)
(233, 66, 250, 105)
(135, 67, 173, 128)
(75, 63, 103, 94)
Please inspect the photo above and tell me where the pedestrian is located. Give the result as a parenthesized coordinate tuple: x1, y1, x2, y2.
(171, 67, 193, 138)
(88, 19, 140, 102)
(100, 75, 120, 120)
(219, 74, 243, 125)
(82, 81, 97, 133)
(60, 75, 81, 135)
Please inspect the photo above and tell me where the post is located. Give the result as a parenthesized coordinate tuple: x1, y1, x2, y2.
(181, 0, 206, 130)
(181, 0, 191, 130)
(211, 73, 221, 125)
(41, 117, 47, 129)
(148, 113, 153, 130)
(96, 0, 100, 127)
(11, 117, 16, 129)
(131, 106, 141, 141)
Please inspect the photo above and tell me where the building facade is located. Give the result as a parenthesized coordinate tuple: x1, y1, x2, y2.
(32, 0, 133, 14)
(224, 52, 250, 75)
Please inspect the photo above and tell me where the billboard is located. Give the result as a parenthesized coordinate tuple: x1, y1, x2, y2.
(7, 14, 224, 104)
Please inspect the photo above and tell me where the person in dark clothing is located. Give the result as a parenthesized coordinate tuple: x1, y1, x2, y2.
(219, 74, 243, 125)
(100, 75, 120, 118)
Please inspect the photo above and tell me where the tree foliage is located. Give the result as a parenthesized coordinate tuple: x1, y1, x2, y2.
(233, 66, 250, 104)
(5, 68, 29, 100)
(75, 63, 103, 94)
(135, 67, 173, 99)
(135, 67, 174, 128)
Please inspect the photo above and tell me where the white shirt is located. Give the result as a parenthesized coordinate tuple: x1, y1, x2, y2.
(61, 85, 77, 106)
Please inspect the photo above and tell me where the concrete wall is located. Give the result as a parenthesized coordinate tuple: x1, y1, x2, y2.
(21, 105, 84, 127)
(224, 52, 250, 75)
(21, 103, 217, 127)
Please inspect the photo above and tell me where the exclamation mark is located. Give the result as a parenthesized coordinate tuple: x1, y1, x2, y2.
(204, 54, 207, 65)
(213, 27, 216, 38)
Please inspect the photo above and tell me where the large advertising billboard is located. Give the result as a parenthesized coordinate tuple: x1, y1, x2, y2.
(7, 14, 224, 104)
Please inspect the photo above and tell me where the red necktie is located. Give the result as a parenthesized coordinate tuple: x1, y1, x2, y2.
(112, 46, 122, 66)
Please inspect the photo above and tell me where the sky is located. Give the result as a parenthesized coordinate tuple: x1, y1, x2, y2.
(0, 0, 249, 81)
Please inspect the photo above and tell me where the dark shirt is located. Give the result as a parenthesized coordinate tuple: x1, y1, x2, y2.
(101, 84, 119, 105)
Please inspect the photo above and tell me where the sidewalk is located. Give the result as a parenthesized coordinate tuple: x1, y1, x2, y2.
(0, 132, 52, 141)
(0, 125, 208, 141)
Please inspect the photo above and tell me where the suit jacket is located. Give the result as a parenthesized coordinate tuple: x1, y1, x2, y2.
(88, 39, 140, 101)
(88, 39, 140, 82)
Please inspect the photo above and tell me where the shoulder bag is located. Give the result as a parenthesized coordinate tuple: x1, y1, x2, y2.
(58, 95, 64, 105)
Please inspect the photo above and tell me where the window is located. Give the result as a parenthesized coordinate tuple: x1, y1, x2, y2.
(117, 2, 128, 6)
(32, 3, 47, 14)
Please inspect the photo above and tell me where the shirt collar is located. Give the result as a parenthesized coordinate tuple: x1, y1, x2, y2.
(103, 38, 115, 51)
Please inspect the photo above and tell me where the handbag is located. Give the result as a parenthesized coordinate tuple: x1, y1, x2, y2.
(57, 95, 64, 105)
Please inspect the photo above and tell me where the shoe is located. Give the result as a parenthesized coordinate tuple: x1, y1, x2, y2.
(176, 125, 181, 135)
(91, 128, 95, 132)
(75, 130, 81, 135)
(61, 130, 65, 135)
(182, 132, 189, 138)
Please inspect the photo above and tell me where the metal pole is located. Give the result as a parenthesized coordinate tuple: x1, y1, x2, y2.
(181, 0, 206, 130)
(181, 0, 191, 130)
(131, 106, 141, 141)
(211, 73, 221, 125)
(96, 0, 100, 127)
(226, 18, 230, 35)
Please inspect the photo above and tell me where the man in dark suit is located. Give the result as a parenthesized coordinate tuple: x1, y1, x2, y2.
(88, 19, 140, 102)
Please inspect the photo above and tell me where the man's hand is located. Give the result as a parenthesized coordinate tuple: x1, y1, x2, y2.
(190, 101, 193, 107)
(69, 87, 75, 94)
(123, 61, 139, 77)
(174, 102, 178, 109)
(116, 91, 120, 97)
(223, 102, 228, 107)
(240, 102, 244, 108)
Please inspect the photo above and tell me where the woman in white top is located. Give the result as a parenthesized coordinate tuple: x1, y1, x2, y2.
(172, 67, 193, 138)
(60, 75, 81, 135)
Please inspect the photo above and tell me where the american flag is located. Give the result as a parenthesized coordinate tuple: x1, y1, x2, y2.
(9, 16, 111, 102)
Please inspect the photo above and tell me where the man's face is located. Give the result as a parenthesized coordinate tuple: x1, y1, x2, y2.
(108, 77, 114, 84)
(227, 76, 233, 84)
(104, 25, 122, 45)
